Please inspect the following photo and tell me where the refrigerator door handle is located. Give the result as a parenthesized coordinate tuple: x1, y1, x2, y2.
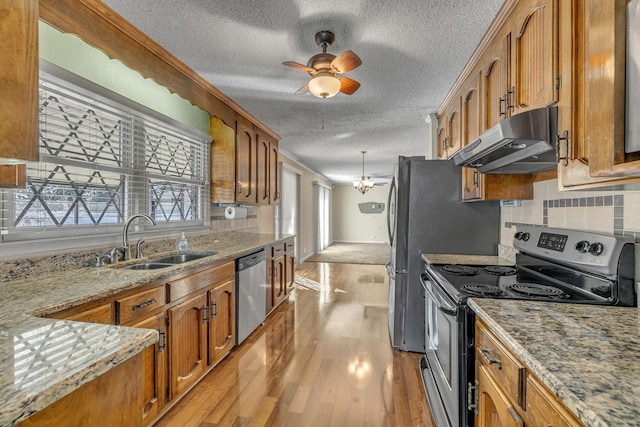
(385, 261, 394, 278)
(387, 176, 396, 246)
(420, 273, 458, 316)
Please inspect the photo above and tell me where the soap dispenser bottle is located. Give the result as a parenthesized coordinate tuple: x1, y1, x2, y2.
(178, 232, 188, 252)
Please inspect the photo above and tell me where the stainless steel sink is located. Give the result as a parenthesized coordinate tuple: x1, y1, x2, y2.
(151, 251, 217, 264)
(124, 262, 174, 270)
(120, 251, 217, 270)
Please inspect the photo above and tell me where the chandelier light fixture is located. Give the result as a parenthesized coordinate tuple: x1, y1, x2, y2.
(353, 150, 375, 194)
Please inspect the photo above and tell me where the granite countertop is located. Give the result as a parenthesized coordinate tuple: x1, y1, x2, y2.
(469, 298, 640, 427)
(0, 232, 291, 427)
(421, 253, 514, 266)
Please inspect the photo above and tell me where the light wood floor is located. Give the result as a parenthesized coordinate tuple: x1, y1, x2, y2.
(155, 262, 435, 427)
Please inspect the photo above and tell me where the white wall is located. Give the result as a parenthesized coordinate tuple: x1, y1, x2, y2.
(331, 184, 389, 243)
(279, 152, 332, 260)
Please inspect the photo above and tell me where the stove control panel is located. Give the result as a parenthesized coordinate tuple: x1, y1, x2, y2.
(513, 226, 633, 275)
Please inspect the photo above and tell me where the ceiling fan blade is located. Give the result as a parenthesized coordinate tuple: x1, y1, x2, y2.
(282, 61, 315, 73)
(331, 50, 362, 73)
(295, 83, 310, 95)
(337, 76, 360, 95)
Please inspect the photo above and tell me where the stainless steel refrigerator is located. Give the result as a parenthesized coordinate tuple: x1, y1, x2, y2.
(385, 157, 499, 352)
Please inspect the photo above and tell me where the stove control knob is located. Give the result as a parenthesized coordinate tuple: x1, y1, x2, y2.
(588, 242, 604, 256)
(521, 232, 530, 241)
(575, 240, 590, 253)
(514, 232, 522, 240)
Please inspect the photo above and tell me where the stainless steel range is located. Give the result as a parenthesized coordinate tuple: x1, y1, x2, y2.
(419, 226, 636, 427)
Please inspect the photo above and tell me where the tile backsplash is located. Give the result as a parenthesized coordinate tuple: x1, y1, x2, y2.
(500, 179, 640, 246)
(210, 204, 259, 233)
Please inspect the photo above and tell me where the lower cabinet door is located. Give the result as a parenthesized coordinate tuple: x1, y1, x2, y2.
(169, 292, 208, 398)
(284, 252, 295, 295)
(208, 279, 235, 365)
(477, 366, 524, 427)
(271, 255, 286, 307)
(131, 312, 167, 426)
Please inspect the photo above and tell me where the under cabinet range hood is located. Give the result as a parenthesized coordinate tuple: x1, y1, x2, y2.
(452, 106, 558, 174)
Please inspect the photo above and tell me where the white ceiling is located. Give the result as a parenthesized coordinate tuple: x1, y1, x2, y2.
(102, 0, 504, 184)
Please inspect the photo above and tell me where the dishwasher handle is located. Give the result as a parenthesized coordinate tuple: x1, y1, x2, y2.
(237, 250, 266, 270)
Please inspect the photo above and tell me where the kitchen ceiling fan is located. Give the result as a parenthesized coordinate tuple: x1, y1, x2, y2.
(283, 30, 362, 98)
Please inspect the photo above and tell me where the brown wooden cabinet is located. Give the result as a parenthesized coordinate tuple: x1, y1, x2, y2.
(0, 0, 39, 165)
(526, 374, 581, 427)
(0, 164, 27, 188)
(284, 239, 295, 295)
(269, 138, 280, 204)
(482, 33, 512, 128)
(475, 319, 583, 427)
(211, 116, 280, 204)
(17, 353, 143, 427)
(437, 100, 463, 159)
(208, 278, 235, 366)
(236, 116, 257, 204)
(129, 312, 167, 426)
(268, 242, 287, 313)
(510, 0, 559, 115)
(168, 292, 208, 399)
(477, 365, 524, 427)
(210, 116, 236, 203)
(557, 0, 640, 190)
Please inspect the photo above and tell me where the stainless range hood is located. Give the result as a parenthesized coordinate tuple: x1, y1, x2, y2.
(452, 107, 558, 174)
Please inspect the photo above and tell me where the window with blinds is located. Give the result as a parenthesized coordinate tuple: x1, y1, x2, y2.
(2, 63, 210, 242)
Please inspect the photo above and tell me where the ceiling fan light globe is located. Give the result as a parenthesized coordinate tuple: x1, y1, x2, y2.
(309, 75, 341, 98)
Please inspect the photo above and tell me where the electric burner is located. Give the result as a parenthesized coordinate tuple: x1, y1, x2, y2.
(461, 283, 506, 297)
(506, 283, 568, 299)
(442, 265, 478, 276)
(484, 265, 517, 276)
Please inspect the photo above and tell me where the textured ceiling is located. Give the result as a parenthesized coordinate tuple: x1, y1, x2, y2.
(102, 0, 504, 184)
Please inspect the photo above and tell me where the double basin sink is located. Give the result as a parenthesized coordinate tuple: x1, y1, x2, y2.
(120, 251, 218, 270)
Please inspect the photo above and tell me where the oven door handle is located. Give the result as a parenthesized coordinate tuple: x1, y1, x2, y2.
(420, 273, 458, 316)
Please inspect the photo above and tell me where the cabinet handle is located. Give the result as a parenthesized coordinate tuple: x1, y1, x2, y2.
(473, 170, 479, 187)
(556, 130, 569, 167)
(467, 380, 479, 414)
(479, 346, 502, 369)
(202, 305, 209, 323)
(211, 301, 217, 317)
(499, 96, 506, 117)
(237, 185, 242, 194)
(132, 298, 156, 311)
(507, 86, 515, 112)
(158, 327, 166, 353)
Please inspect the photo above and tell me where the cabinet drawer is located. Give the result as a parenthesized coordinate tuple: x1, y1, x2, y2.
(476, 323, 526, 409)
(284, 239, 294, 253)
(272, 243, 285, 257)
(526, 374, 582, 427)
(64, 303, 113, 324)
(116, 286, 166, 325)
(167, 261, 235, 302)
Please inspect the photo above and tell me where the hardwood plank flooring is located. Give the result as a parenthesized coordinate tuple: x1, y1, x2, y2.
(155, 262, 434, 427)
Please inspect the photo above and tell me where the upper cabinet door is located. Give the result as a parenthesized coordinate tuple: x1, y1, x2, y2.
(483, 33, 511, 128)
(461, 73, 484, 201)
(269, 140, 279, 204)
(512, 0, 559, 113)
(236, 117, 256, 204)
(256, 133, 270, 205)
(0, 0, 39, 164)
(210, 116, 236, 203)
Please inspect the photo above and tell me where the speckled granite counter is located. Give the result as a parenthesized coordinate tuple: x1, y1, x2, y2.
(469, 298, 640, 427)
(0, 232, 290, 427)
(421, 253, 514, 266)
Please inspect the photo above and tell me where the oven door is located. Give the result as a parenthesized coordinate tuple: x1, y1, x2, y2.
(420, 272, 462, 427)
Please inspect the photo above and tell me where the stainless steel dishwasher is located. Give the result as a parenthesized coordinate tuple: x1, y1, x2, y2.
(236, 249, 267, 345)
